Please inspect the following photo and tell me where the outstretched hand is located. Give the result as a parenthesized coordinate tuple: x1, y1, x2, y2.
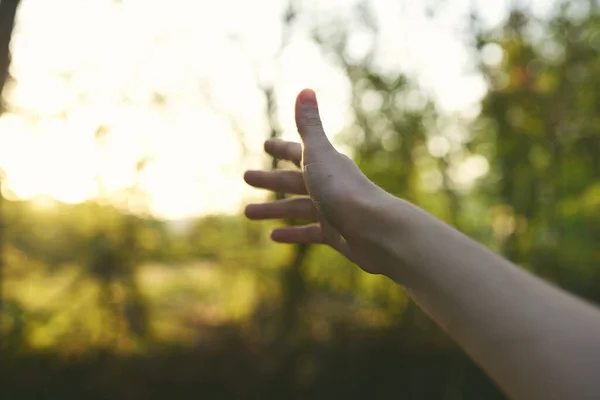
(244, 89, 384, 274)
(242, 91, 600, 400)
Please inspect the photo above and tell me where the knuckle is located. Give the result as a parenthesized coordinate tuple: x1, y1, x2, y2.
(304, 116, 322, 127)
(282, 171, 297, 191)
(275, 140, 285, 152)
(283, 171, 294, 189)
(285, 144, 294, 159)
(289, 199, 302, 215)
(273, 171, 284, 187)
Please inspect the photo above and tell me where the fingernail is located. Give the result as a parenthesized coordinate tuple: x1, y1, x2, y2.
(298, 89, 317, 105)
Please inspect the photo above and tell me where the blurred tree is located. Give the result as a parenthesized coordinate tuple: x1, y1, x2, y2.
(0, 0, 20, 349)
(0, 0, 18, 113)
(89, 124, 154, 348)
(5, 1, 600, 399)
(471, 2, 600, 300)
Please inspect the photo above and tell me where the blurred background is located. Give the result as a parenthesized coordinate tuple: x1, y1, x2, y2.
(0, 0, 599, 398)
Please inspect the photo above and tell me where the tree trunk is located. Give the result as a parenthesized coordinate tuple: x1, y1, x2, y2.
(0, 0, 21, 344)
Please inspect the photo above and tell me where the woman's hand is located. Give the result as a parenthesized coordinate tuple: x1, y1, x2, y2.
(243, 89, 385, 275)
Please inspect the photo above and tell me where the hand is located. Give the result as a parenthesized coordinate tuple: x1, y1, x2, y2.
(244, 89, 384, 275)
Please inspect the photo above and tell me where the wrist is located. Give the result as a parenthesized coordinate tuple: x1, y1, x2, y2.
(343, 184, 418, 279)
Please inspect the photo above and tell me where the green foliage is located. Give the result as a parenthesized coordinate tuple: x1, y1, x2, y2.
(470, 5, 600, 301)
(3, 2, 600, 398)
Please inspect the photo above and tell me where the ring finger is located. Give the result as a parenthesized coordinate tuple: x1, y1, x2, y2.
(245, 197, 317, 221)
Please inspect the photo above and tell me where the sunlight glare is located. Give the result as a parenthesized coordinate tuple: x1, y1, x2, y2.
(0, 0, 515, 219)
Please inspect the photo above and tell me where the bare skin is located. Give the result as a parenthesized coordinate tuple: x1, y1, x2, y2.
(244, 88, 600, 400)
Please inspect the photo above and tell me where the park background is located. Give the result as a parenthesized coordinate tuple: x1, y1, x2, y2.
(1, 0, 599, 398)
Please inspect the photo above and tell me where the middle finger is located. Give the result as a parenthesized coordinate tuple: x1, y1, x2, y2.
(244, 170, 307, 194)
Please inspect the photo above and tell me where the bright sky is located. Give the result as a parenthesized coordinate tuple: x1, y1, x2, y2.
(0, 0, 557, 220)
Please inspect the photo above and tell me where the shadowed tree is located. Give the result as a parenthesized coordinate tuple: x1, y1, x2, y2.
(255, 3, 318, 392)
(0, 0, 21, 348)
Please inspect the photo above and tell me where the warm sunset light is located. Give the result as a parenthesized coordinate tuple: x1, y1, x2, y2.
(0, 0, 523, 220)
(4, 1, 598, 398)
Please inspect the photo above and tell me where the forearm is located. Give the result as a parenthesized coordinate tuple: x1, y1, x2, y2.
(358, 190, 600, 399)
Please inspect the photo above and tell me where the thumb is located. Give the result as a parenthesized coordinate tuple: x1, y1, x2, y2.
(295, 89, 335, 162)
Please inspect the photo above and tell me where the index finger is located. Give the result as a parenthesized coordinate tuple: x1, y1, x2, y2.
(264, 139, 302, 167)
